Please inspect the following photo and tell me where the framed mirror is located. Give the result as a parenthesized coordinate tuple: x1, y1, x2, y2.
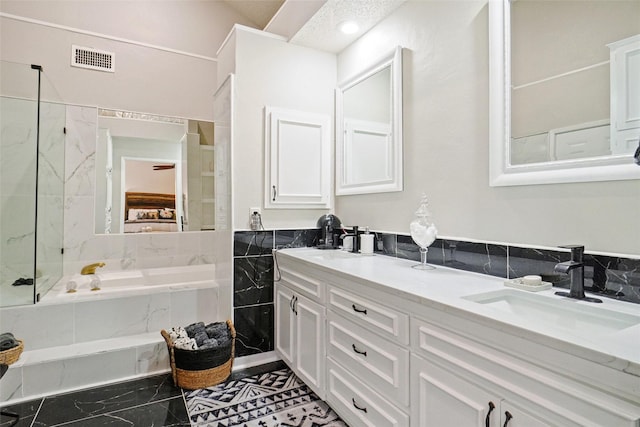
(336, 46, 403, 195)
(489, 0, 640, 186)
(95, 109, 215, 233)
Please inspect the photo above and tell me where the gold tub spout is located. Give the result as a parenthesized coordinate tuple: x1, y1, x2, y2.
(81, 262, 105, 275)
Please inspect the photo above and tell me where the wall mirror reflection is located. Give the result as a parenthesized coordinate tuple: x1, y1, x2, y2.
(336, 46, 403, 195)
(489, 0, 640, 186)
(95, 110, 215, 233)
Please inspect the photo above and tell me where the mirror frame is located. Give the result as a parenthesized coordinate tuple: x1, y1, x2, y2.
(489, 0, 640, 186)
(336, 46, 403, 195)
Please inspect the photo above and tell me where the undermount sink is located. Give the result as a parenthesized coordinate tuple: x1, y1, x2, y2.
(463, 289, 640, 334)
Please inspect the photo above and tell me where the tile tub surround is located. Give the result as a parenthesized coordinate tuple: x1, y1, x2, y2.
(0, 282, 219, 404)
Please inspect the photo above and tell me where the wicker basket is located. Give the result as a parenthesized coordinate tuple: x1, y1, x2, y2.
(0, 340, 23, 365)
(161, 320, 235, 390)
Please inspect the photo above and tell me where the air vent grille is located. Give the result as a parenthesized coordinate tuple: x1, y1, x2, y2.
(71, 45, 115, 72)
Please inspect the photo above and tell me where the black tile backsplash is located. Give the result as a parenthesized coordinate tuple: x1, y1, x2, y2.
(275, 229, 319, 249)
(234, 230, 274, 256)
(234, 256, 274, 307)
(233, 228, 639, 359)
(234, 304, 274, 357)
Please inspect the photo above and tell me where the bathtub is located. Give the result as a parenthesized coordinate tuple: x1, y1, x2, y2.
(41, 264, 216, 302)
(5, 263, 221, 403)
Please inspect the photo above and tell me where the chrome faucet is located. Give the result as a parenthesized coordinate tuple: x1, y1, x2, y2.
(554, 245, 602, 303)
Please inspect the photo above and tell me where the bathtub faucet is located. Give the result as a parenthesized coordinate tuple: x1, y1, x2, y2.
(81, 262, 105, 275)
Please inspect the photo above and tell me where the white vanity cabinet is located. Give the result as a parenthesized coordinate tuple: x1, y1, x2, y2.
(274, 250, 640, 427)
(274, 262, 326, 398)
(411, 315, 640, 427)
(411, 354, 552, 427)
(325, 284, 410, 426)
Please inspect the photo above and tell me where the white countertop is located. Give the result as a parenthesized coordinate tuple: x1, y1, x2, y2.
(277, 247, 640, 377)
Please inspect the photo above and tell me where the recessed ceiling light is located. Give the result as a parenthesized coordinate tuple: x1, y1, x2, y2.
(339, 21, 359, 35)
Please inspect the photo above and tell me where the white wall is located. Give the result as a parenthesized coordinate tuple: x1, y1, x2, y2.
(231, 28, 337, 229)
(335, 0, 640, 256)
(0, 0, 251, 59)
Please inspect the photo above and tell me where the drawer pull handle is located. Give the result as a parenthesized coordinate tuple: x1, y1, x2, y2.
(485, 401, 495, 427)
(352, 343, 367, 357)
(503, 411, 513, 427)
(352, 398, 367, 413)
(352, 304, 367, 315)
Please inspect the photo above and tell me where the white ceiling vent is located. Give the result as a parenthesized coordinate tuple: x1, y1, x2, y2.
(71, 45, 115, 72)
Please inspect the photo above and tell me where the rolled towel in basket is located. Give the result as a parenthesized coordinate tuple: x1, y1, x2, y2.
(205, 322, 229, 341)
(199, 338, 219, 350)
(173, 337, 198, 350)
(167, 326, 189, 342)
(194, 331, 209, 347)
(0, 332, 18, 351)
(185, 322, 206, 338)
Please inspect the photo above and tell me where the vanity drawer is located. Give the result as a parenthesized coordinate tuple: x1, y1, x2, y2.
(327, 311, 409, 407)
(278, 264, 324, 302)
(327, 285, 409, 345)
(326, 359, 409, 427)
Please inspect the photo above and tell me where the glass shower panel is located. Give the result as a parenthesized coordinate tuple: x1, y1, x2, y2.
(34, 72, 65, 302)
(35, 102, 65, 302)
(0, 61, 39, 306)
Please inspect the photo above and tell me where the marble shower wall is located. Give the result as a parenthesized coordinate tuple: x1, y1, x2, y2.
(62, 105, 216, 277)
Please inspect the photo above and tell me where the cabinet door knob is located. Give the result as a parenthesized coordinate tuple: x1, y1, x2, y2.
(352, 343, 367, 357)
(352, 304, 367, 315)
(503, 411, 513, 427)
(352, 398, 367, 413)
(485, 401, 495, 427)
(272, 185, 277, 201)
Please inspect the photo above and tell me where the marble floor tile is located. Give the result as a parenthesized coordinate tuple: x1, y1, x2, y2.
(39, 396, 189, 427)
(0, 398, 42, 427)
(33, 373, 180, 425)
(0, 361, 328, 427)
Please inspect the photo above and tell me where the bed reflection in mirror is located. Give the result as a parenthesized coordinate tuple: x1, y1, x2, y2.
(95, 109, 215, 233)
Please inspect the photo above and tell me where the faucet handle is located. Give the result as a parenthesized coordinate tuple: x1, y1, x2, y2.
(558, 245, 584, 261)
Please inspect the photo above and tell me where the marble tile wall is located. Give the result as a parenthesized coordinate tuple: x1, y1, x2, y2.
(233, 227, 639, 358)
(376, 232, 640, 304)
(233, 229, 318, 357)
(0, 285, 218, 401)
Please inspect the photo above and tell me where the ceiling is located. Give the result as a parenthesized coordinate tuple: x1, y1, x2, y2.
(222, 0, 406, 54)
(222, 0, 285, 29)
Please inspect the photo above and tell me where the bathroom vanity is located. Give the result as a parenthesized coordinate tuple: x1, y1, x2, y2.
(274, 248, 640, 427)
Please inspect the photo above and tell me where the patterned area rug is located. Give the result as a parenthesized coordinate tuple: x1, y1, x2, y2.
(185, 367, 348, 427)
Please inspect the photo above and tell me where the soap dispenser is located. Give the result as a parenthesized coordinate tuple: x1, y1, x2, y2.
(360, 227, 374, 255)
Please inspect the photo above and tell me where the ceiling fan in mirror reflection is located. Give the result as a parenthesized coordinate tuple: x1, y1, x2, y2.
(153, 164, 176, 171)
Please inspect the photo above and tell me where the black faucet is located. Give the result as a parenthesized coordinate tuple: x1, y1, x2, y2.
(350, 226, 359, 253)
(554, 245, 602, 303)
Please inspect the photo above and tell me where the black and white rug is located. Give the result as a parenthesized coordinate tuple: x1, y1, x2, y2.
(184, 367, 347, 427)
